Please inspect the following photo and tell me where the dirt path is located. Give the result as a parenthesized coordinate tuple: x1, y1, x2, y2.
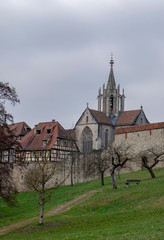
(0, 189, 99, 236)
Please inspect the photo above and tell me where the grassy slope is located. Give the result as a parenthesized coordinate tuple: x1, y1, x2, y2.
(1, 168, 164, 240)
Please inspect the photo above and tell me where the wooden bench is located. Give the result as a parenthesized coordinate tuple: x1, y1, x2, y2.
(126, 180, 141, 187)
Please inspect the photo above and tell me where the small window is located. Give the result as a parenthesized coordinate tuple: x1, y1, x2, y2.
(32, 152, 35, 157)
(21, 151, 25, 158)
(86, 116, 88, 123)
(43, 140, 47, 146)
(36, 130, 41, 134)
(56, 151, 60, 159)
(39, 151, 42, 157)
(47, 129, 51, 134)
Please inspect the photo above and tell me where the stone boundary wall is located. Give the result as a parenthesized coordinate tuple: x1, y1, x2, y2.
(12, 152, 164, 193)
(10, 124, 164, 192)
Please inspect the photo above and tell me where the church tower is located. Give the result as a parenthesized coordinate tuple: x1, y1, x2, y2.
(97, 55, 125, 119)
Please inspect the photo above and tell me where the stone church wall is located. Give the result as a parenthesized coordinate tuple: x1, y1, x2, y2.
(100, 125, 115, 148)
(75, 108, 100, 151)
(75, 108, 115, 151)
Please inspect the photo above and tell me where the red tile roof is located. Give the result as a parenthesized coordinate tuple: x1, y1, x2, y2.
(9, 122, 31, 137)
(89, 109, 113, 126)
(115, 122, 164, 134)
(115, 110, 141, 126)
(65, 129, 76, 140)
(20, 121, 69, 150)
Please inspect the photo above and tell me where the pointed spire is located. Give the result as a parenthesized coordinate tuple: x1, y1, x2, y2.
(107, 53, 116, 89)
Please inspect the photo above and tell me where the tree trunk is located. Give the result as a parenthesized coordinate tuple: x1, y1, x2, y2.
(40, 193, 44, 224)
(101, 171, 104, 186)
(148, 168, 156, 178)
(71, 171, 74, 186)
(71, 165, 74, 186)
(111, 170, 117, 189)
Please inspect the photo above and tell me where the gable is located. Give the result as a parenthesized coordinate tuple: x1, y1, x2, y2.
(115, 109, 149, 127)
(75, 108, 98, 126)
(134, 110, 149, 125)
(76, 108, 113, 127)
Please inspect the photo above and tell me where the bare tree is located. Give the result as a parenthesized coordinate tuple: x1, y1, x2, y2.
(24, 156, 57, 224)
(107, 143, 133, 189)
(0, 163, 17, 206)
(141, 145, 164, 178)
(24, 153, 71, 224)
(0, 82, 19, 125)
(88, 151, 110, 186)
(0, 82, 20, 205)
(68, 152, 77, 187)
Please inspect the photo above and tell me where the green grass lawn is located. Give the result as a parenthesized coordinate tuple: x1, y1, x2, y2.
(1, 168, 164, 240)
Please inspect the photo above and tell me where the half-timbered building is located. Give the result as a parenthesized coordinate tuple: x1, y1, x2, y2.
(20, 121, 78, 161)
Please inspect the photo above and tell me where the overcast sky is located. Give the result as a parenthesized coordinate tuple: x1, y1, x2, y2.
(1, 0, 164, 129)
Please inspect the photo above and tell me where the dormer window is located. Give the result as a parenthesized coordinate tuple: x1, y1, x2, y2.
(47, 129, 51, 134)
(43, 140, 47, 146)
(25, 126, 31, 132)
(17, 136, 21, 141)
(36, 130, 41, 134)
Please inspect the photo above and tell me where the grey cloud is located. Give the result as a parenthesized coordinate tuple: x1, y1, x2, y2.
(1, 0, 164, 128)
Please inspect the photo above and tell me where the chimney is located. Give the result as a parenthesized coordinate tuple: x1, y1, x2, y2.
(52, 119, 55, 122)
(34, 125, 38, 134)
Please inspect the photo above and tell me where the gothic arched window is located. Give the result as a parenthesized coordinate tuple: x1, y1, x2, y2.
(105, 129, 109, 148)
(82, 127, 93, 153)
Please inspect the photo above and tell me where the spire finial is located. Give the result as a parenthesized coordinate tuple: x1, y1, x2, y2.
(87, 102, 89, 108)
(110, 52, 114, 67)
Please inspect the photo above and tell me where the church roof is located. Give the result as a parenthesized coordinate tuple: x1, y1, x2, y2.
(115, 109, 141, 126)
(115, 122, 164, 134)
(90, 109, 113, 126)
